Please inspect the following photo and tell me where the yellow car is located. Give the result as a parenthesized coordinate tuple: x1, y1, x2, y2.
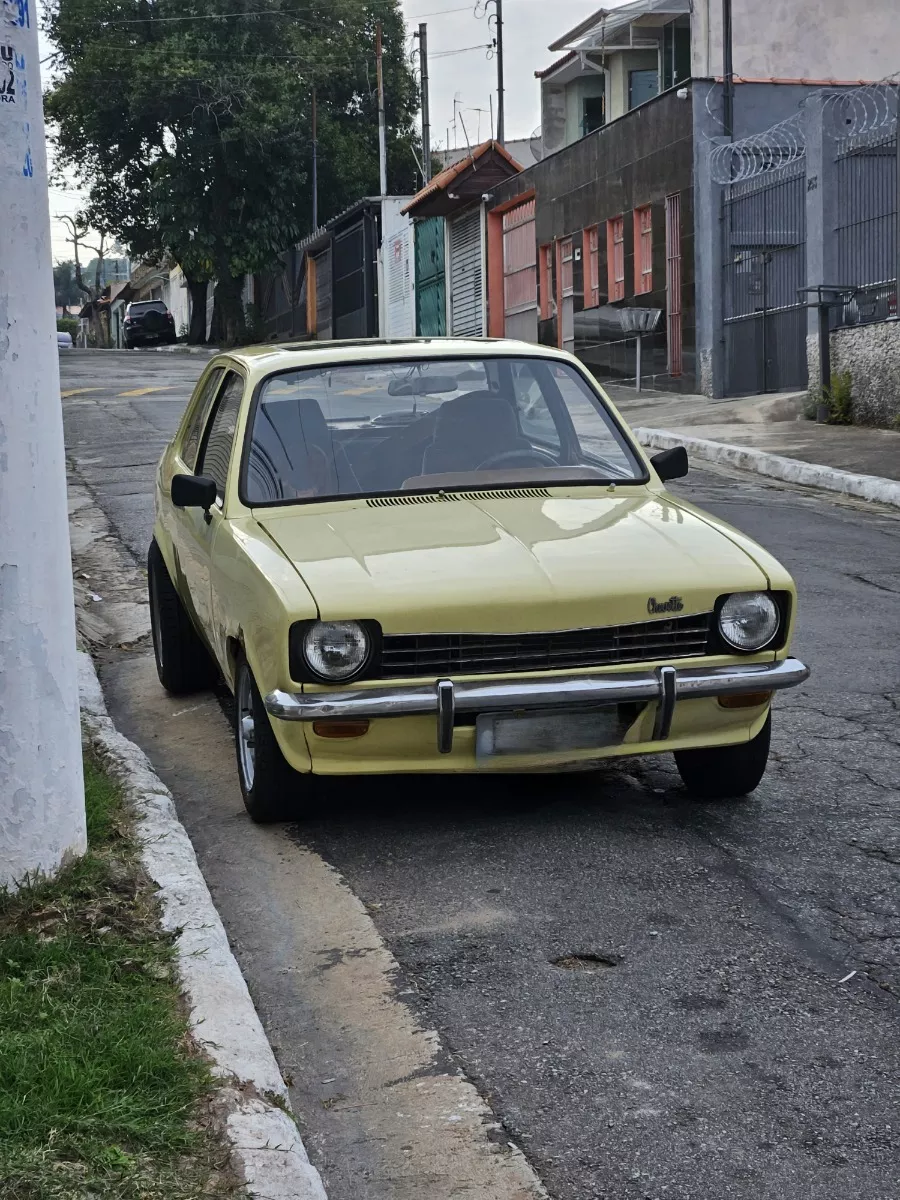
(149, 339, 808, 822)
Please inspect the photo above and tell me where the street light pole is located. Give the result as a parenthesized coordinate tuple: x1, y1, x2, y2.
(0, 6, 86, 887)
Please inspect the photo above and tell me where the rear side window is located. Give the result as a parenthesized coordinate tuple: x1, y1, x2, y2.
(180, 368, 224, 471)
(197, 372, 244, 499)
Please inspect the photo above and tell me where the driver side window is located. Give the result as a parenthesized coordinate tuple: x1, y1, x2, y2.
(510, 362, 561, 451)
(197, 371, 245, 500)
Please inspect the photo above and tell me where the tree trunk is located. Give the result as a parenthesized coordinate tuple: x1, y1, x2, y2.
(186, 279, 208, 344)
(210, 274, 246, 347)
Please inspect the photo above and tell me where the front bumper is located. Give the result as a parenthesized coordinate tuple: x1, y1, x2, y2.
(266, 657, 809, 755)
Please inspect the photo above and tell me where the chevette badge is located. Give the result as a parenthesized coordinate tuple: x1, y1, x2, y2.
(647, 596, 684, 615)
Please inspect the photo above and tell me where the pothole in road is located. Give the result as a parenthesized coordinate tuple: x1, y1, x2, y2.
(551, 953, 620, 971)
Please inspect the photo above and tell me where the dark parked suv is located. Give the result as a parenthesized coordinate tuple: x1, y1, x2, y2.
(124, 300, 177, 348)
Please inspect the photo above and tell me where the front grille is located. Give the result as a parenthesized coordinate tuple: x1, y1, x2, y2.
(380, 612, 714, 678)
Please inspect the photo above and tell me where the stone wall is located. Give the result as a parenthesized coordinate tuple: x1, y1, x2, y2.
(830, 322, 900, 428)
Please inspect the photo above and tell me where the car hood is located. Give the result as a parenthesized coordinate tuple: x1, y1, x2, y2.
(255, 490, 770, 634)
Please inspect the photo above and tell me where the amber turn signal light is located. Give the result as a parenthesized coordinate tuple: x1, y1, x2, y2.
(718, 692, 772, 709)
(312, 719, 370, 738)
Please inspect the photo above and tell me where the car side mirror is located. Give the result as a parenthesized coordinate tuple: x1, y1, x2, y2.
(650, 445, 689, 482)
(171, 474, 217, 516)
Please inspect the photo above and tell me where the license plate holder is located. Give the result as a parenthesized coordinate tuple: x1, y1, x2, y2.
(475, 706, 627, 761)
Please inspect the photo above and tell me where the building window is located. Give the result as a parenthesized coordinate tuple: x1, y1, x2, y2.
(582, 94, 605, 136)
(584, 226, 600, 308)
(560, 237, 574, 297)
(665, 193, 683, 377)
(628, 68, 658, 110)
(606, 216, 625, 302)
(634, 206, 653, 295)
(539, 244, 553, 320)
(662, 18, 692, 92)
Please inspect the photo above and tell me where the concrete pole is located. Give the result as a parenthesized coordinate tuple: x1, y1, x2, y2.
(0, 4, 87, 887)
(418, 23, 431, 185)
(375, 22, 387, 197)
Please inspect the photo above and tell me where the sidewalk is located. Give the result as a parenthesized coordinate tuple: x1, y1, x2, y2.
(603, 383, 900, 503)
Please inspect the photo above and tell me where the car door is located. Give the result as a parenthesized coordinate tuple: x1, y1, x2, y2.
(173, 369, 246, 644)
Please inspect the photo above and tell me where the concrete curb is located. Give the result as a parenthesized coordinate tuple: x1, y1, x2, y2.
(634, 426, 900, 509)
(77, 652, 327, 1200)
(150, 345, 218, 355)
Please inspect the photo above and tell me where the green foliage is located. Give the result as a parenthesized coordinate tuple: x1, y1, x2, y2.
(0, 756, 234, 1199)
(56, 316, 78, 336)
(243, 302, 268, 346)
(53, 260, 81, 308)
(45, 0, 420, 342)
(806, 369, 854, 425)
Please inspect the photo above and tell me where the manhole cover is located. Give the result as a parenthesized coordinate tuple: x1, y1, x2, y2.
(551, 953, 620, 971)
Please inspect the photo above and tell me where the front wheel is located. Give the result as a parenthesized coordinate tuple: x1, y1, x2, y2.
(674, 712, 771, 800)
(234, 654, 316, 823)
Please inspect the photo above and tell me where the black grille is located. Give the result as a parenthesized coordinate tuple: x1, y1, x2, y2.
(380, 613, 713, 678)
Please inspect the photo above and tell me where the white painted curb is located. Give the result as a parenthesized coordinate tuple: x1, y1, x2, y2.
(634, 426, 900, 509)
(77, 652, 327, 1200)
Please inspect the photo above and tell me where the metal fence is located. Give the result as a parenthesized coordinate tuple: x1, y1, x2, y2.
(834, 126, 898, 328)
(721, 162, 808, 395)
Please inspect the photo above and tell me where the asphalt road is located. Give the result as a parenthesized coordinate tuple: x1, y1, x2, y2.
(62, 350, 900, 1200)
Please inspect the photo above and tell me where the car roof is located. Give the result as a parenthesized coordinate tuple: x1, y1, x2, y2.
(217, 337, 577, 373)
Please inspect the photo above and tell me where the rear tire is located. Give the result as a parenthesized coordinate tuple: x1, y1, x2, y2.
(234, 654, 312, 823)
(674, 712, 771, 800)
(147, 539, 218, 695)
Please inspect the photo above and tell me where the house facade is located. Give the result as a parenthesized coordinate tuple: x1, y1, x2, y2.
(403, 141, 524, 339)
(255, 196, 414, 342)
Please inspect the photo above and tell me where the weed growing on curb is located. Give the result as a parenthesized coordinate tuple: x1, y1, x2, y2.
(0, 756, 237, 1200)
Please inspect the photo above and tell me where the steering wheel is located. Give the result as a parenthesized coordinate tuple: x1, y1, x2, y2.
(476, 447, 559, 471)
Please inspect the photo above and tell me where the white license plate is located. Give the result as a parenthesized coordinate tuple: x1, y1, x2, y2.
(475, 707, 626, 760)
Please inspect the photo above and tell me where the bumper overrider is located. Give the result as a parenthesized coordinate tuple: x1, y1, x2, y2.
(265, 657, 809, 755)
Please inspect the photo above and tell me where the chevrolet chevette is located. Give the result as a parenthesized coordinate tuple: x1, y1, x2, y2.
(149, 339, 808, 821)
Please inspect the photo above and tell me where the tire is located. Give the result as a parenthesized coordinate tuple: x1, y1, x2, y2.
(674, 712, 771, 800)
(147, 539, 218, 695)
(234, 654, 310, 823)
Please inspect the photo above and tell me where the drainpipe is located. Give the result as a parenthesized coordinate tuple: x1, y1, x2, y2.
(722, 0, 734, 139)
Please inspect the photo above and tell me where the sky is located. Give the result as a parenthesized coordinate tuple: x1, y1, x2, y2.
(43, 0, 630, 263)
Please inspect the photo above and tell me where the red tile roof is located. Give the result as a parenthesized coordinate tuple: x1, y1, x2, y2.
(401, 140, 523, 215)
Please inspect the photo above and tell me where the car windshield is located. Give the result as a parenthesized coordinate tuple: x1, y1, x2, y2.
(243, 356, 645, 505)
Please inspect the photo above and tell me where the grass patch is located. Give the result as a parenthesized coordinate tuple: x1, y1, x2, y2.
(0, 753, 237, 1199)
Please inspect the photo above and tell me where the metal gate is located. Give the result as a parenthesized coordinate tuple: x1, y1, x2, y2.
(448, 208, 484, 337)
(414, 216, 446, 336)
(722, 166, 808, 395)
(502, 198, 537, 342)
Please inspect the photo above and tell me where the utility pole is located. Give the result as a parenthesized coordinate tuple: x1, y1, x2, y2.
(495, 0, 505, 144)
(375, 22, 387, 196)
(722, 0, 734, 139)
(311, 87, 318, 229)
(418, 23, 431, 184)
(0, 6, 86, 887)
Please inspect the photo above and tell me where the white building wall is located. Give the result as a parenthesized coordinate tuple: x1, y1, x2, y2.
(166, 265, 191, 337)
(379, 198, 415, 339)
(693, 0, 900, 81)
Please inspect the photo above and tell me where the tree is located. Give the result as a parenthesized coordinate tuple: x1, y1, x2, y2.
(45, 0, 420, 344)
(53, 260, 81, 310)
(58, 215, 112, 346)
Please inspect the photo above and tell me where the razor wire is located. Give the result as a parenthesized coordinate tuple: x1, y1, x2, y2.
(708, 72, 900, 185)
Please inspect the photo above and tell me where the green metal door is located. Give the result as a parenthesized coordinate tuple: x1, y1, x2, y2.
(414, 216, 446, 336)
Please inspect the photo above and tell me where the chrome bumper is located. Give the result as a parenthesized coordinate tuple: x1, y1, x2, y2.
(266, 657, 809, 755)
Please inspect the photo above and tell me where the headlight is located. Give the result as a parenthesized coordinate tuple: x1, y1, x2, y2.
(302, 621, 371, 681)
(718, 592, 780, 652)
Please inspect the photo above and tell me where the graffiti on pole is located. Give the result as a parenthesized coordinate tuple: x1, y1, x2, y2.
(0, 0, 33, 179)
